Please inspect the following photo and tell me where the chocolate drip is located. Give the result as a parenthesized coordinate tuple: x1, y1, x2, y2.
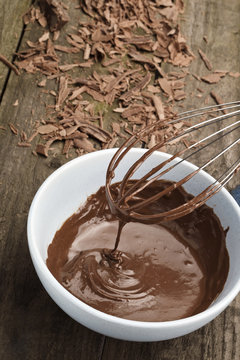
(112, 220, 125, 252)
(47, 180, 229, 322)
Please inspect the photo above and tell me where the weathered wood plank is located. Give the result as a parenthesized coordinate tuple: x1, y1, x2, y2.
(0, 2, 105, 359)
(0, 0, 240, 359)
(179, 0, 240, 191)
(102, 0, 240, 358)
(101, 298, 240, 360)
(0, 80, 105, 360)
(0, 0, 31, 94)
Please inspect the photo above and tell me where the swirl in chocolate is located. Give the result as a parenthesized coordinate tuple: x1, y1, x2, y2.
(47, 180, 229, 322)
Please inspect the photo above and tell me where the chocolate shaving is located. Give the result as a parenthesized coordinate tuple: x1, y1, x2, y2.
(152, 95, 165, 121)
(70, 78, 99, 91)
(229, 72, 240, 78)
(104, 68, 140, 94)
(39, 0, 69, 32)
(203, 35, 208, 43)
(62, 139, 73, 156)
(84, 43, 91, 60)
(73, 138, 95, 152)
(9, 123, 18, 135)
(14, 0, 238, 159)
(20, 130, 27, 142)
(84, 87, 105, 102)
(68, 87, 86, 100)
(59, 64, 78, 72)
(102, 58, 121, 67)
(147, 134, 157, 149)
(77, 122, 112, 143)
(198, 49, 213, 71)
(36, 136, 60, 157)
(142, 92, 165, 121)
(56, 76, 69, 110)
(121, 104, 146, 119)
(210, 91, 228, 114)
(201, 73, 223, 84)
(173, 89, 186, 101)
(38, 78, 47, 87)
(38, 124, 58, 134)
(36, 143, 48, 157)
(17, 142, 31, 147)
(39, 31, 50, 43)
(158, 78, 173, 98)
(0, 53, 20, 75)
(120, 72, 152, 102)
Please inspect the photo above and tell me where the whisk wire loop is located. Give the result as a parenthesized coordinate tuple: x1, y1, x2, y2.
(106, 102, 240, 222)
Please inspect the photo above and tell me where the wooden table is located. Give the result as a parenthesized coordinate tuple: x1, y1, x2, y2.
(1, 1, 240, 359)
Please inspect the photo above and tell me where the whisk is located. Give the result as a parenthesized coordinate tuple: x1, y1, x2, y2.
(105, 101, 240, 222)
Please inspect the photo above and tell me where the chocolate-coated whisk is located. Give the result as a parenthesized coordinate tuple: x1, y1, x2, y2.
(105, 101, 240, 222)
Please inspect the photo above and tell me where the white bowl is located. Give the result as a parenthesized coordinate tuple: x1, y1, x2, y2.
(27, 149, 240, 341)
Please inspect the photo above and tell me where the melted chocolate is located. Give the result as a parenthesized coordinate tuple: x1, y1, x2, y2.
(47, 180, 229, 322)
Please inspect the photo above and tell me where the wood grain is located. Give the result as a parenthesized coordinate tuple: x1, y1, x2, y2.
(0, 0, 240, 359)
(0, 0, 31, 95)
(0, 2, 105, 359)
(180, 0, 240, 191)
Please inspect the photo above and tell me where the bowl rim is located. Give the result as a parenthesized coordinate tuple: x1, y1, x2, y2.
(27, 148, 240, 329)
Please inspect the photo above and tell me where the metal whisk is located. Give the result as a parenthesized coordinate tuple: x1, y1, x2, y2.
(105, 101, 240, 222)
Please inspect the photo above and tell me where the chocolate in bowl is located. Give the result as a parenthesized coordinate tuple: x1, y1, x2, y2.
(27, 149, 240, 341)
(46, 180, 229, 322)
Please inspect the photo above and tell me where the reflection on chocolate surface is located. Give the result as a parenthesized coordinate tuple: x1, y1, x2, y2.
(47, 180, 229, 322)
